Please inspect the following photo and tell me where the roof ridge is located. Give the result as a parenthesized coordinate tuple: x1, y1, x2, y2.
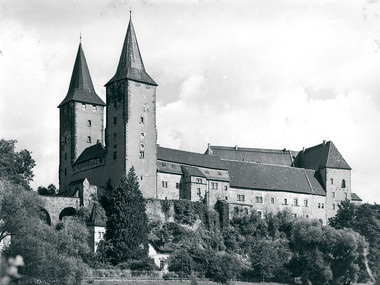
(222, 158, 311, 171)
(210, 145, 292, 154)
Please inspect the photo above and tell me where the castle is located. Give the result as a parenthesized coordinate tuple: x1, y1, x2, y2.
(54, 16, 362, 229)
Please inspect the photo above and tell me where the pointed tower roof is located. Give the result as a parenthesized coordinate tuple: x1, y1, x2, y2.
(106, 18, 157, 86)
(295, 141, 351, 170)
(58, 43, 105, 107)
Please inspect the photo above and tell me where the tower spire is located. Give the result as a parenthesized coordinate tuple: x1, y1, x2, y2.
(105, 17, 157, 86)
(58, 43, 105, 107)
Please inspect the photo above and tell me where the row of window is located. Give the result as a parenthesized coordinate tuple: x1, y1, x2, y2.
(330, 178, 347, 188)
(113, 116, 145, 125)
(81, 103, 98, 111)
(162, 181, 180, 189)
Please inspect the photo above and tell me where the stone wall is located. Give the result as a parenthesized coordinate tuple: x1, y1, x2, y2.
(41, 195, 80, 225)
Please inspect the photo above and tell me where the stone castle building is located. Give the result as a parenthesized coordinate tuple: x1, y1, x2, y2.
(54, 16, 361, 227)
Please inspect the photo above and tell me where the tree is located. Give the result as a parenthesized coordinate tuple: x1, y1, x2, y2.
(328, 199, 356, 229)
(37, 184, 57, 196)
(105, 167, 149, 265)
(0, 139, 35, 189)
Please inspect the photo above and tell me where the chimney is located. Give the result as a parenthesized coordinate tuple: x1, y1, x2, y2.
(96, 139, 100, 144)
(207, 143, 212, 155)
(234, 145, 238, 150)
(323, 140, 326, 147)
(302, 147, 305, 153)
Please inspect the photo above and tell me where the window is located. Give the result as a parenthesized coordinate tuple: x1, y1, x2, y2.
(197, 188, 201, 196)
(341, 179, 346, 188)
(234, 207, 239, 215)
(294, 198, 299, 206)
(306, 215, 309, 218)
(237, 194, 245, 202)
(304, 199, 309, 207)
(322, 203, 324, 209)
(140, 117, 144, 124)
(87, 120, 91, 127)
(255, 196, 263, 203)
(92, 105, 97, 111)
(257, 210, 262, 217)
(114, 133, 117, 138)
(113, 117, 117, 125)
(218, 172, 222, 176)
(330, 178, 334, 185)
(139, 151, 144, 159)
(211, 182, 214, 189)
(332, 204, 336, 210)
(113, 151, 117, 159)
(271, 197, 275, 204)
(196, 178, 202, 184)
(215, 183, 218, 190)
(141, 176, 143, 181)
(284, 198, 288, 205)
(160, 260, 164, 270)
(344, 192, 348, 199)
(294, 214, 297, 218)
(81, 103, 86, 110)
(225, 196, 228, 200)
(176, 183, 179, 189)
(87, 136, 91, 143)
(141, 133, 145, 140)
(140, 143, 144, 150)
(332, 192, 335, 198)
(224, 185, 228, 191)
(318, 203, 321, 209)
(162, 181, 168, 188)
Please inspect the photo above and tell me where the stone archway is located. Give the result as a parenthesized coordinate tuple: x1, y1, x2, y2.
(40, 196, 80, 225)
(59, 207, 77, 220)
(39, 208, 51, 226)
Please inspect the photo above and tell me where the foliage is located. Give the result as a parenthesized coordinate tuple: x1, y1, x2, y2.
(172, 200, 207, 226)
(161, 199, 170, 214)
(215, 200, 229, 229)
(288, 219, 367, 285)
(0, 139, 35, 190)
(328, 199, 356, 229)
(105, 167, 149, 265)
(37, 184, 57, 196)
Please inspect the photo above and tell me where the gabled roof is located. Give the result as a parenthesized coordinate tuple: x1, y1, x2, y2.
(351, 193, 362, 201)
(74, 143, 105, 165)
(87, 202, 106, 227)
(206, 145, 296, 166)
(148, 234, 174, 253)
(58, 43, 105, 107)
(294, 141, 351, 170)
(224, 160, 325, 196)
(106, 18, 157, 86)
(182, 165, 207, 178)
(157, 146, 227, 170)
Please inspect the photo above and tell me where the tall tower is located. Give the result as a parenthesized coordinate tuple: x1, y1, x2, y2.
(58, 43, 105, 192)
(104, 17, 158, 198)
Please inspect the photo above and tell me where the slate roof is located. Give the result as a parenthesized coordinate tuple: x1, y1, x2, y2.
(148, 234, 174, 253)
(74, 143, 105, 165)
(106, 19, 157, 86)
(224, 160, 325, 196)
(157, 146, 227, 170)
(87, 202, 106, 227)
(351, 193, 362, 201)
(58, 43, 105, 107)
(157, 161, 183, 175)
(207, 145, 296, 166)
(182, 165, 207, 178)
(294, 141, 351, 170)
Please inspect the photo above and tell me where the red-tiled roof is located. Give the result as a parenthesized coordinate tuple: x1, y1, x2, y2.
(224, 160, 325, 196)
(74, 143, 105, 165)
(106, 19, 157, 86)
(295, 141, 351, 170)
(207, 145, 296, 166)
(157, 146, 227, 170)
(58, 43, 105, 107)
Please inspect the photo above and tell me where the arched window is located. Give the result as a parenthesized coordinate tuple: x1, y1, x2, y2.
(341, 179, 346, 188)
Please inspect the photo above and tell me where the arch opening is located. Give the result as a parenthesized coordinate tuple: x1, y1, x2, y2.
(59, 207, 77, 220)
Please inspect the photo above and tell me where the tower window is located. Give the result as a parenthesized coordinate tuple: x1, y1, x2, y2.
(176, 183, 179, 189)
(140, 117, 144, 124)
(87, 136, 91, 143)
(271, 197, 275, 204)
(113, 151, 117, 159)
(139, 151, 144, 159)
(140, 144, 144, 150)
(341, 179, 346, 188)
(141, 133, 145, 140)
(344, 192, 348, 199)
(114, 133, 117, 138)
(224, 185, 228, 191)
(64, 168, 67, 175)
(87, 120, 91, 127)
(114, 117, 117, 125)
(92, 105, 97, 111)
(332, 192, 335, 198)
(330, 178, 334, 185)
(81, 103, 86, 110)
(332, 204, 336, 210)
(294, 198, 298, 206)
(304, 199, 309, 207)
(162, 181, 168, 188)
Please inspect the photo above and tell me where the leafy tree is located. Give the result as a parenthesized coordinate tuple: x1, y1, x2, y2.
(328, 199, 356, 229)
(105, 167, 149, 265)
(0, 139, 35, 189)
(37, 184, 57, 196)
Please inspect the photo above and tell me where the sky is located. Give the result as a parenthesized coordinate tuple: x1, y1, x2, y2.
(1, 0, 380, 203)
